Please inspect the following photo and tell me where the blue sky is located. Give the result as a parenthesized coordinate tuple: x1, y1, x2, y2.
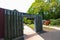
(0, 0, 34, 13)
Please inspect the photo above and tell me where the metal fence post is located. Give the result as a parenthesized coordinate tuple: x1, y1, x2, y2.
(34, 14, 43, 32)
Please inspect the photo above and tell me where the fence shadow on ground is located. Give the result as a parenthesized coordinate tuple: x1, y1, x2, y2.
(37, 30, 47, 34)
(24, 33, 38, 39)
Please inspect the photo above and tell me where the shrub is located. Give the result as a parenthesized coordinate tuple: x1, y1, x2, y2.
(50, 19, 60, 26)
(23, 17, 34, 24)
(43, 20, 50, 25)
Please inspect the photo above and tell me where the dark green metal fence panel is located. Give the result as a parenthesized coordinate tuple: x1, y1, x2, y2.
(5, 10, 24, 40)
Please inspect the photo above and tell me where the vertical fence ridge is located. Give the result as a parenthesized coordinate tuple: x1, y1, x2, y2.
(5, 10, 24, 40)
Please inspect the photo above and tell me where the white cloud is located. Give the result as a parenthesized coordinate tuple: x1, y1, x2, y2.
(0, 0, 34, 13)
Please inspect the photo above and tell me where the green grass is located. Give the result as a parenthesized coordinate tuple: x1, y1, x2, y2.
(27, 24, 34, 29)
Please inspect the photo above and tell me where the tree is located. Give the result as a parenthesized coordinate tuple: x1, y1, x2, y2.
(27, 0, 60, 19)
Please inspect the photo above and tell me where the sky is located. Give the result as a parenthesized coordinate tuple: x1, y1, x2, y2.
(0, 0, 34, 13)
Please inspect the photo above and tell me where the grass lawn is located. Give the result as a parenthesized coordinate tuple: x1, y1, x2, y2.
(27, 24, 34, 29)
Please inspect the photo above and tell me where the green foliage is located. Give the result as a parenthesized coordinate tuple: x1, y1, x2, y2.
(23, 17, 34, 24)
(50, 19, 60, 26)
(27, 0, 60, 19)
(23, 17, 27, 24)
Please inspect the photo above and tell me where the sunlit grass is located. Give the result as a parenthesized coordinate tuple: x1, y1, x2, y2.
(27, 24, 34, 29)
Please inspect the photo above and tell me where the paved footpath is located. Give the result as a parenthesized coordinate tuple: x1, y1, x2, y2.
(24, 25, 44, 40)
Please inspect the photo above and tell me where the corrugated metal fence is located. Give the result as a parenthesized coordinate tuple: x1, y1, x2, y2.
(5, 10, 23, 40)
(0, 8, 42, 40)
